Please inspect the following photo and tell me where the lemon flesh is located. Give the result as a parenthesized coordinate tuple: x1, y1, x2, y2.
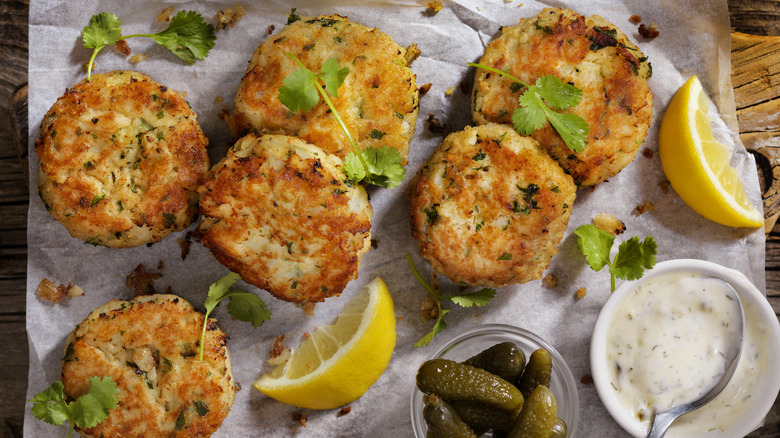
(254, 277, 396, 409)
(658, 75, 763, 228)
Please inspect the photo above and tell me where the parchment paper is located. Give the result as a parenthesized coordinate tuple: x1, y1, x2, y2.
(25, 0, 766, 436)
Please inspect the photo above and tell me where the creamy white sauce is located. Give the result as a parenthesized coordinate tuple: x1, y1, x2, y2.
(606, 272, 769, 435)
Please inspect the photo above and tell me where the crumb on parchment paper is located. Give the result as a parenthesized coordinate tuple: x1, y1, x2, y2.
(575, 287, 587, 300)
(543, 274, 559, 288)
(37, 278, 84, 303)
(593, 212, 625, 235)
(426, 1, 443, 14)
(215, 6, 246, 32)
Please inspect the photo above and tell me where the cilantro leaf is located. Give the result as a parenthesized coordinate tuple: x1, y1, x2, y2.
(574, 224, 614, 272)
(30, 376, 119, 436)
(81, 12, 122, 49)
(278, 67, 319, 112)
(415, 310, 448, 347)
(319, 57, 350, 98)
(611, 236, 658, 281)
(574, 224, 658, 292)
(149, 11, 216, 65)
(358, 145, 406, 189)
(513, 92, 547, 134)
(535, 75, 582, 110)
(450, 288, 496, 308)
(199, 272, 270, 360)
(343, 152, 367, 183)
(545, 110, 589, 154)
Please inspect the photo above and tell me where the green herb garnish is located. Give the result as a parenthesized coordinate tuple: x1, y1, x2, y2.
(81, 11, 216, 80)
(30, 376, 119, 438)
(408, 254, 496, 347)
(469, 63, 589, 153)
(278, 53, 406, 189)
(574, 224, 657, 292)
(198, 272, 271, 361)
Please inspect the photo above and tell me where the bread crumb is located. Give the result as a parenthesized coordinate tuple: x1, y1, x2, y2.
(593, 213, 626, 235)
(426, 113, 448, 134)
(641, 148, 654, 159)
(268, 335, 291, 367)
(267, 24, 276, 35)
(301, 302, 316, 316)
(658, 180, 671, 194)
(421, 295, 438, 320)
(445, 86, 455, 96)
(37, 279, 84, 303)
(426, 1, 443, 13)
(157, 7, 174, 22)
(419, 83, 432, 96)
(215, 6, 246, 32)
(575, 287, 587, 300)
(129, 54, 148, 64)
(476, 5, 482, 10)
(214, 95, 224, 104)
(405, 43, 421, 66)
(292, 411, 307, 427)
(115, 40, 131, 56)
(125, 263, 163, 296)
(633, 202, 655, 216)
(581, 374, 594, 384)
(337, 406, 352, 417)
(638, 23, 660, 39)
(543, 274, 559, 288)
(629, 14, 642, 24)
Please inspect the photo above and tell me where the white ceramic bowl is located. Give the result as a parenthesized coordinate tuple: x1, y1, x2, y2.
(591, 259, 780, 437)
(411, 324, 579, 437)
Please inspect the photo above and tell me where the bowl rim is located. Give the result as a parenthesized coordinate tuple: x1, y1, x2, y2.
(410, 323, 580, 437)
(590, 258, 780, 437)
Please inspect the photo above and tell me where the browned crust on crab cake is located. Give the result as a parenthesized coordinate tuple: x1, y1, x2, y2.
(472, 8, 653, 187)
(226, 14, 418, 164)
(197, 134, 372, 303)
(61, 294, 235, 437)
(35, 70, 210, 247)
(408, 124, 576, 287)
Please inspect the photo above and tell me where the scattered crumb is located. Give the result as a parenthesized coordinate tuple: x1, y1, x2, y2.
(267, 24, 276, 35)
(658, 180, 671, 194)
(575, 287, 587, 300)
(581, 374, 594, 385)
(418, 83, 432, 96)
(81, 61, 94, 72)
(125, 263, 163, 296)
(421, 295, 438, 320)
(426, 1, 443, 14)
(593, 213, 626, 235)
(404, 43, 421, 66)
(157, 7, 174, 22)
(303, 332, 311, 339)
(157, 260, 164, 270)
(115, 40, 131, 56)
(292, 411, 307, 427)
(218, 106, 230, 120)
(633, 201, 655, 216)
(543, 274, 559, 288)
(37, 279, 84, 303)
(337, 406, 352, 417)
(445, 86, 455, 96)
(629, 14, 642, 25)
(518, 2, 523, 6)
(178, 230, 197, 260)
(426, 113, 448, 134)
(476, 5, 482, 11)
(638, 23, 660, 39)
(301, 302, 316, 316)
(215, 95, 224, 104)
(215, 6, 246, 32)
(129, 54, 148, 64)
(371, 239, 379, 249)
(504, 0, 512, 3)
(641, 148, 654, 159)
(268, 335, 292, 366)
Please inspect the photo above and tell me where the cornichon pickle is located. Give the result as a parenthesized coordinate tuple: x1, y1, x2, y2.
(417, 359, 525, 412)
(550, 417, 568, 438)
(508, 386, 558, 438)
(517, 348, 552, 399)
(450, 400, 518, 435)
(423, 394, 479, 438)
(462, 342, 527, 383)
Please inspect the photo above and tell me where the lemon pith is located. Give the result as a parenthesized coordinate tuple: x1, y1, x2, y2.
(658, 75, 763, 228)
(254, 277, 396, 409)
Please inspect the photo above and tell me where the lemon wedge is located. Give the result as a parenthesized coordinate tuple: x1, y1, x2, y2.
(254, 277, 396, 409)
(658, 75, 763, 228)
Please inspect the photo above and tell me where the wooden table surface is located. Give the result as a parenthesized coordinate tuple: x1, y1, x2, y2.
(1, 1, 778, 437)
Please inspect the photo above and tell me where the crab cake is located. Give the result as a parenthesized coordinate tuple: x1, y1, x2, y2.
(226, 14, 419, 164)
(35, 70, 210, 247)
(61, 294, 235, 437)
(197, 134, 372, 303)
(472, 8, 653, 187)
(408, 124, 576, 287)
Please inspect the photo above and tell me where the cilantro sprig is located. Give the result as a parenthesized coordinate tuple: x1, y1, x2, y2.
(278, 53, 406, 189)
(574, 224, 657, 292)
(468, 63, 589, 153)
(407, 253, 496, 347)
(81, 11, 216, 79)
(199, 272, 271, 361)
(30, 376, 119, 438)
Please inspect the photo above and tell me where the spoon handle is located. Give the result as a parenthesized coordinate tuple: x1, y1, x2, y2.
(646, 411, 679, 438)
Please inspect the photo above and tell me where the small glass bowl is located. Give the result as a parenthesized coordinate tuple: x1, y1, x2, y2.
(410, 324, 580, 437)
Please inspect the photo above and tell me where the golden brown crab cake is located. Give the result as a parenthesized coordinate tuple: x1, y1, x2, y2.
(197, 134, 372, 303)
(35, 70, 210, 248)
(472, 8, 653, 187)
(61, 294, 235, 438)
(408, 124, 576, 287)
(226, 14, 419, 164)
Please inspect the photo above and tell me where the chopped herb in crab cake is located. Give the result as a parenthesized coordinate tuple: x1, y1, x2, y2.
(197, 134, 373, 304)
(408, 124, 576, 287)
(35, 70, 209, 247)
(226, 13, 419, 165)
(472, 8, 653, 187)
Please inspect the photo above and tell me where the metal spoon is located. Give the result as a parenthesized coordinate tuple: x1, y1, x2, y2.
(646, 278, 745, 438)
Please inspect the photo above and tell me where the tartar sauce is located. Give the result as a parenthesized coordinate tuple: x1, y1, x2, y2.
(606, 271, 770, 435)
